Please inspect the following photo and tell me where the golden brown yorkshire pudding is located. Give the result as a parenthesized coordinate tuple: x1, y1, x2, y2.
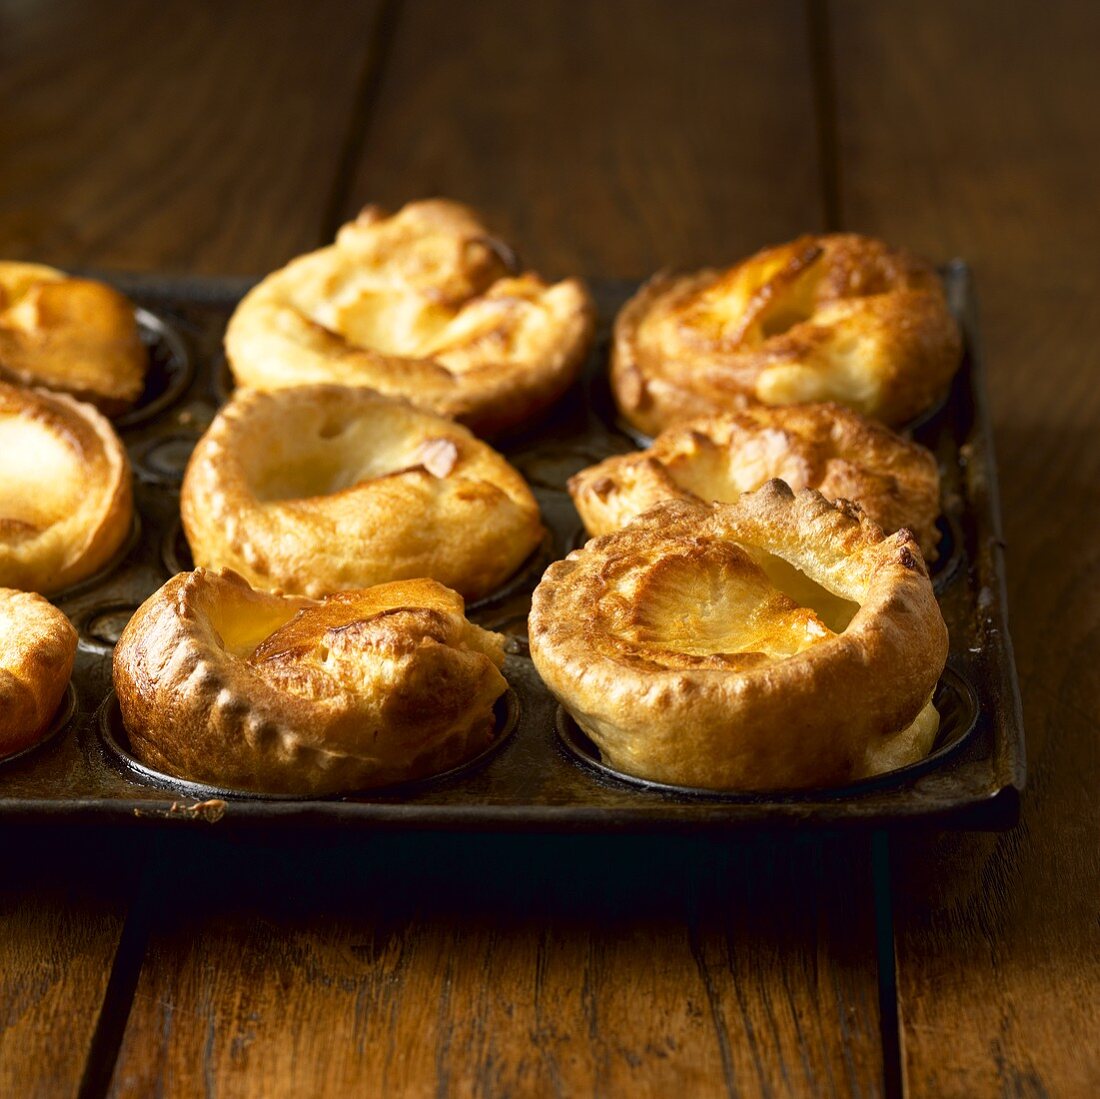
(0, 383, 133, 594)
(113, 569, 508, 794)
(181, 385, 545, 601)
(0, 262, 147, 414)
(611, 234, 962, 436)
(0, 588, 77, 758)
(529, 484, 948, 791)
(225, 200, 595, 437)
(570, 403, 941, 560)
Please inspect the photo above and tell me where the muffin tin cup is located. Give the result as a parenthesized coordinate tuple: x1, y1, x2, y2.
(97, 688, 521, 802)
(131, 433, 201, 486)
(74, 599, 146, 654)
(931, 513, 965, 593)
(113, 308, 195, 430)
(0, 268, 1024, 830)
(554, 666, 980, 801)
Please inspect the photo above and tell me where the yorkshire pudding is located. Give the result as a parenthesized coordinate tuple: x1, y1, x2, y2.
(570, 403, 941, 560)
(0, 262, 147, 414)
(0, 382, 133, 594)
(0, 588, 77, 758)
(529, 484, 948, 791)
(225, 200, 595, 437)
(181, 385, 545, 601)
(611, 233, 962, 436)
(113, 569, 509, 794)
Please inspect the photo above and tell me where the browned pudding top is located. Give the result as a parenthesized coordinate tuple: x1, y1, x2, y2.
(611, 233, 962, 435)
(225, 200, 595, 436)
(570, 402, 941, 560)
(0, 262, 146, 413)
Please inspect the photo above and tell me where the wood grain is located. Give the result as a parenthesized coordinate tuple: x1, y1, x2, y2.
(831, 2, 1100, 1094)
(0, 828, 138, 1099)
(108, 835, 884, 1098)
(0, 0, 385, 275)
(344, 0, 824, 278)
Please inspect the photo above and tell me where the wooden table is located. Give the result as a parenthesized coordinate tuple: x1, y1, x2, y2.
(2, 2, 1098, 1095)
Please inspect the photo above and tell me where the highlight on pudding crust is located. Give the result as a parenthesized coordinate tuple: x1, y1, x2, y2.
(0, 261, 147, 414)
(611, 233, 962, 437)
(569, 402, 942, 561)
(225, 199, 595, 437)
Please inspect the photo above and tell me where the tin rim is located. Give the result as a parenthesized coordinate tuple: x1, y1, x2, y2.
(113, 308, 195, 429)
(131, 432, 199, 486)
(931, 513, 965, 593)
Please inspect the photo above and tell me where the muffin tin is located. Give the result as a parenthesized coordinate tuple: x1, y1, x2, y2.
(0, 266, 1024, 830)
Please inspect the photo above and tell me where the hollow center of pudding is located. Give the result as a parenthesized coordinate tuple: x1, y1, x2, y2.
(322, 288, 458, 357)
(298, 223, 513, 362)
(315, 285, 529, 375)
(611, 544, 835, 665)
(203, 583, 311, 660)
(0, 416, 82, 532)
(745, 549, 859, 633)
(246, 412, 460, 503)
(756, 277, 820, 339)
(684, 242, 826, 347)
(664, 429, 812, 505)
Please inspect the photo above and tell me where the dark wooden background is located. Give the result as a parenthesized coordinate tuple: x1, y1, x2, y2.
(2, 1, 1098, 1095)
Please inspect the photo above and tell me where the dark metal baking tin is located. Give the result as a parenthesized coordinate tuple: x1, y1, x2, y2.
(0, 265, 1024, 831)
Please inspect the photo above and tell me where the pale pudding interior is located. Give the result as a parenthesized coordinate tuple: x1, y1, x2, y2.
(0, 416, 82, 533)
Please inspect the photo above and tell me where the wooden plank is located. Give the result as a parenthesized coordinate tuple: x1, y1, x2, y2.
(0, 0, 385, 274)
(0, 829, 137, 1099)
(109, 835, 883, 1098)
(830, 2, 1100, 1094)
(344, 0, 825, 277)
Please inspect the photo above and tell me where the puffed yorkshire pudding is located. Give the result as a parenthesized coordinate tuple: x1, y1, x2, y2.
(529, 484, 948, 791)
(612, 233, 962, 436)
(0, 588, 77, 758)
(570, 403, 941, 560)
(0, 382, 133, 594)
(225, 199, 595, 437)
(181, 385, 544, 601)
(113, 569, 508, 794)
(0, 262, 147, 414)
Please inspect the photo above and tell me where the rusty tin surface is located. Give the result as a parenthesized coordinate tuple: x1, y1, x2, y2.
(0, 266, 1024, 830)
